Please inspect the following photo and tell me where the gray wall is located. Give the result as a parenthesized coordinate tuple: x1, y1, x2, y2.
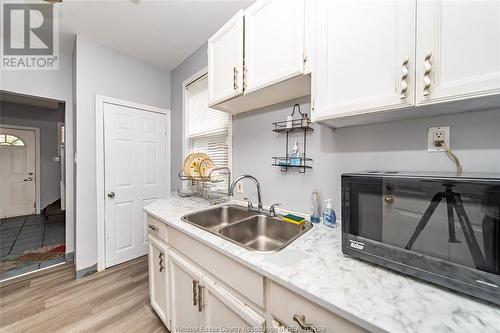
(233, 99, 500, 214)
(1, 102, 64, 209)
(1, 53, 75, 254)
(171, 45, 500, 216)
(170, 42, 208, 190)
(75, 36, 171, 271)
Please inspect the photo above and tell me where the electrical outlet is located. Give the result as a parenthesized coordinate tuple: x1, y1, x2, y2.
(236, 182, 244, 194)
(428, 126, 450, 152)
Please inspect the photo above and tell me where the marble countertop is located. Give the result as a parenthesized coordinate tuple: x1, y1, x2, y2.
(144, 194, 500, 333)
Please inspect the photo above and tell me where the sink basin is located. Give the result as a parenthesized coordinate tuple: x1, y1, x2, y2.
(182, 205, 253, 231)
(219, 215, 312, 252)
(182, 205, 312, 252)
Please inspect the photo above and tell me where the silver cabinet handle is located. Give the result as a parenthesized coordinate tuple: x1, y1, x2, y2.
(293, 314, 318, 333)
(107, 192, 115, 199)
(423, 52, 432, 96)
(192, 280, 198, 306)
(233, 67, 238, 90)
(158, 253, 165, 272)
(147, 224, 159, 232)
(198, 284, 205, 312)
(23, 177, 33, 181)
(400, 56, 409, 99)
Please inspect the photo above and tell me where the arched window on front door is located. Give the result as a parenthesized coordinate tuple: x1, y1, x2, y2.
(0, 134, 25, 146)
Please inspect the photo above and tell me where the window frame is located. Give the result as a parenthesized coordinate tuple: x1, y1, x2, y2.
(182, 67, 233, 176)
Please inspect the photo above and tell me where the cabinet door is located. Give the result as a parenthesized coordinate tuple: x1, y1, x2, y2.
(208, 10, 244, 106)
(312, 0, 415, 121)
(202, 277, 265, 330)
(148, 235, 170, 329)
(244, 0, 305, 93)
(416, 1, 500, 104)
(169, 251, 203, 332)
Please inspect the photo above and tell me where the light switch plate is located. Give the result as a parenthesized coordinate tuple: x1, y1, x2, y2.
(427, 126, 450, 152)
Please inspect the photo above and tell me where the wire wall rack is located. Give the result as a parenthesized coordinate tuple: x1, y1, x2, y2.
(272, 115, 313, 173)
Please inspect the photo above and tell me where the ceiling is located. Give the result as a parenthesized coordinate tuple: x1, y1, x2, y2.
(56, 0, 254, 70)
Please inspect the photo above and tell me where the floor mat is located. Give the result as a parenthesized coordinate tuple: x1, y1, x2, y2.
(0, 244, 65, 273)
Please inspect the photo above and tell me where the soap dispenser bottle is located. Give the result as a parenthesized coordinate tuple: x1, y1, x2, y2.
(323, 199, 336, 228)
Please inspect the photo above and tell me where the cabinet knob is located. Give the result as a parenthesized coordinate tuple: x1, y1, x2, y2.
(423, 52, 432, 96)
(107, 192, 115, 199)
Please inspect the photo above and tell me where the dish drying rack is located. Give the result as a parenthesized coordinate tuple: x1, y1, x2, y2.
(177, 166, 231, 205)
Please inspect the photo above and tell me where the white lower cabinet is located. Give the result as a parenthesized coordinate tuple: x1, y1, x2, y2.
(147, 216, 365, 332)
(169, 250, 204, 331)
(148, 235, 170, 329)
(168, 250, 264, 332)
(204, 277, 265, 330)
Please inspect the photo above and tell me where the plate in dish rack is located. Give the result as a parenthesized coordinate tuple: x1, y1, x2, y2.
(199, 158, 216, 180)
(185, 153, 210, 178)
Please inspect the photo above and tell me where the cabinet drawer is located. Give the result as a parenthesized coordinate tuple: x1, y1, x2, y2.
(268, 281, 367, 333)
(147, 215, 168, 243)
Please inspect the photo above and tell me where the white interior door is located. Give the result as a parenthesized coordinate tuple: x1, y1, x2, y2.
(104, 103, 167, 268)
(0, 128, 36, 218)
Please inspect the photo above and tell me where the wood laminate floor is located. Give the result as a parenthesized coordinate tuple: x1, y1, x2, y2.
(0, 256, 168, 333)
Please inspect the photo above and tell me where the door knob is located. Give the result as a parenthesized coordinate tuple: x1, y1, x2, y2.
(384, 195, 394, 204)
(107, 192, 115, 199)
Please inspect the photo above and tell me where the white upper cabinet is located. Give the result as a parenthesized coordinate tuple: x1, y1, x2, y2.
(208, 10, 244, 106)
(244, 0, 305, 93)
(208, 0, 311, 114)
(312, 0, 416, 121)
(416, 0, 500, 104)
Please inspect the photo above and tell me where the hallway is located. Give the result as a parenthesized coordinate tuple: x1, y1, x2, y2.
(0, 214, 65, 281)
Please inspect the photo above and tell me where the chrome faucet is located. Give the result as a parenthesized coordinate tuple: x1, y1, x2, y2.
(229, 175, 263, 211)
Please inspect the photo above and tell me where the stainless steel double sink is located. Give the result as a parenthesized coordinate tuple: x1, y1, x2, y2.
(181, 204, 312, 252)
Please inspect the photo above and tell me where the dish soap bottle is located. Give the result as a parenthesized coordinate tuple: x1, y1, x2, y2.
(290, 141, 301, 166)
(323, 199, 336, 228)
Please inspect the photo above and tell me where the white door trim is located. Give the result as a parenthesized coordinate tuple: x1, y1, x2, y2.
(95, 95, 171, 271)
(0, 124, 41, 215)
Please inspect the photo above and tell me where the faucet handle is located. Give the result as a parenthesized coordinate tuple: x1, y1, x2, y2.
(269, 203, 281, 217)
(243, 197, 253, 210)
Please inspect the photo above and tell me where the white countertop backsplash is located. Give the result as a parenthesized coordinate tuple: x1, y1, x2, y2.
(144, 194, 500, 333)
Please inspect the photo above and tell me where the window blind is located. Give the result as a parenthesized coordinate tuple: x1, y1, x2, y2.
(185, 74, 231, 177)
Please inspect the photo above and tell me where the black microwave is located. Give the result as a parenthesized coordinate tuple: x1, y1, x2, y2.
(341, 171, 500, 306)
